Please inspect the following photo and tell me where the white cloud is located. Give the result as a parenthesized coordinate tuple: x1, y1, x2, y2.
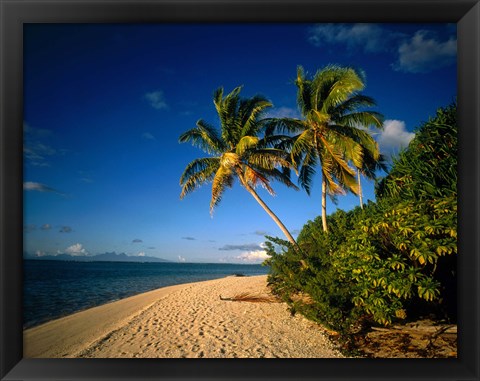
(377, 120, 415, 156)
(219, 243, 263, 251)
(137, 252, 145, 257)
(393, 31, 456, 73)
(308, 25, 456, 74)
(23, 145, 54, 167)
(23, 181, 65, 196)
(308, 23, 389, 53)
(64, 243, 88, 256)
(145, 90, 168, 110)
(24, 181, 50, 191)
(219, 242, 270, 263)
(41, 224, 51, 230)
(233, 242, 270, 263)
(178, 255, 186, 262)
(235, 249, 270, 263)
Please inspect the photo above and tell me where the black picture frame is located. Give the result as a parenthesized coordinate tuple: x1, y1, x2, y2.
(1, 0, 478, 380)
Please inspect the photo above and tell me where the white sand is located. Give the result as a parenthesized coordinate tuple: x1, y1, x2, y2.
(24, 275, 344, 358)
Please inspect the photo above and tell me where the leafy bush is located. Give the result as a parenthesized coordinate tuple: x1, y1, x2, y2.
(266, 103, 457, 333)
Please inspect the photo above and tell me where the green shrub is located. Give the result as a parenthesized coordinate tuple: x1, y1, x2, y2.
(266, 103, 457, 333)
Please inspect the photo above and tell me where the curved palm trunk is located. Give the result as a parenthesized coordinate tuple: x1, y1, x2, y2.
(357, 170, 364, 209)
(240, 180, 299, 249)
(321, 175, 328, 233)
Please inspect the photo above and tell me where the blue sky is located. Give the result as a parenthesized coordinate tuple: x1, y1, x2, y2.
(23, 23, 457, 263)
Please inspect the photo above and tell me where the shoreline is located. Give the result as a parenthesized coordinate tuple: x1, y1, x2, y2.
(23, 260, 268, 330)
(24, 275, 344, 358)
(24, 278, 203, 358)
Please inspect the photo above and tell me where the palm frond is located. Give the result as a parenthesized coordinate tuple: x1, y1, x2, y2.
(179, 120, 225, 154)
(210, 165, 234, 213)
(338, 137, 364, 169)
(328, 124, 380, 160)
(250, 165, 299, 191)
(243, 166, 275, 195)
(247, 148, 294, 172)
(361, 152, 388, 178)
(330, 94, 377, 118)
(296, 66, 314, 116)
(311, 66, 364, 113)
(213, 87, 224, 114)
(261, 133, 294, 150)
(318, 133, 356, 178)
(271, 167, 299, 190)
(220, 292, 279, 303)
(262, 117, 306, 137)
(291, 129, 315, 165)
(236, 135, 259, 156)
(298, 162, 316, 195)
(309, 109, 330, 126)
(180, 157, 220, 199)
(296, 143, 318, 194)
(239, 96, 272, 137)
(336, 111, 384, 129)
(214, 86, 244, 146)
(320, 156, 344, 195)
(331, 160, 359, 195)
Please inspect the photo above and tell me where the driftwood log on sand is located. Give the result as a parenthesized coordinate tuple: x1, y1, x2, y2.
(219, 292, 279, 303)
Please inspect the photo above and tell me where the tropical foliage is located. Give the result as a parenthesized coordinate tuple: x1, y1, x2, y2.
(265, 103, 457, 333)
(179, 86, 299, 246)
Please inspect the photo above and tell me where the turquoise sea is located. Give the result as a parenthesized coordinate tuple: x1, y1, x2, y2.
(23, 260, 269, 329)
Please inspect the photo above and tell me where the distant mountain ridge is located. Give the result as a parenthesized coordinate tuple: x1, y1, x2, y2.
(24, 251, 170, 263)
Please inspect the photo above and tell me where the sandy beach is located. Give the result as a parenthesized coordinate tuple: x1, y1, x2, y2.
(24, 275, 344, 358)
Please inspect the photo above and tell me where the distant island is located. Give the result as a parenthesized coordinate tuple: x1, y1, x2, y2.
(24, 252, 171, 263)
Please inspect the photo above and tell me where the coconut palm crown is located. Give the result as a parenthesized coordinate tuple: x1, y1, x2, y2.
(179, 86, 299, 246)
(272, 65, 384, 231)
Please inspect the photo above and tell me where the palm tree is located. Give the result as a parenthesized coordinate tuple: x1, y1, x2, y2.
(179, 86, 299, 247)
(354, 151, 388, 209)
(340, 125, 388, 209)
(274, 65, 384, 232)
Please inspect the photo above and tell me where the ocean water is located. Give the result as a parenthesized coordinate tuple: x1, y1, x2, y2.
(23, 260, 269, 329)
